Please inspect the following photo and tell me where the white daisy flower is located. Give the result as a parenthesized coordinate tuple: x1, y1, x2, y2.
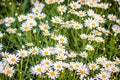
(45, 0, 56, 4)
(70, 1, 81, 9)
(17, 49, 28, 58)
(56, 0, 64, 4)
(57, 35, 67, 44)
(30, 64, 46, 75)
(6, 54, 20, 65)
(4, 67, 15, 77)
(53, 61, 64, 71)
(6, 28, 17, 34)
(29, 47, 40, 55)
(88, 62, 99, 71)
(85, 44, 94, 51)
(47, 69, 59, 79)
(80, 51, 88, 58)
(51, 16, 63, 24)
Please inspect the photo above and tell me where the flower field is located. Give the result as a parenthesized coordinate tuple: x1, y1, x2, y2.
(0, 0, 120, 80)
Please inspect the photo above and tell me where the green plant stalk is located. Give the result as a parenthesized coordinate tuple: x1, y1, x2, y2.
(20, 58, 23, 80)
(5, 34, 12, 51)
(25, 55, 30, 73)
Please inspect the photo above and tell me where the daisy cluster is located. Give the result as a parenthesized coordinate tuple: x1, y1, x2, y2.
(0, 0, 120, 80)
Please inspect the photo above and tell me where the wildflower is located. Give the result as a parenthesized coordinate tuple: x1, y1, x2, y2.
(57, 35, 67, 44)
(112, 24, 120, 34)
(70, 1, 81, 9)
(95, 37, 104, 43)
(26, 19, 37, 27)
(108, 14, 116, 21)
(53, 61, 64, 71)
(96, 56, 107, 64)
(51, 16, 62, 24)
(18, 15, 26, 22)
(87, 0, 97, 7)
(87, 9, 95, 18)
(94, 15, 105, 23)
(56, 54, 67, 60)
(21, 22, 31, 31)
(27, 13, 36, 19)
(99, 3, 108, 9)
(97, 27, 105, 32)
(30, 64, 46, 75)
(73, 62, 83, 70)
(32, 7, 42, 14)
(92, 30, 102, 36)
(6, 54, 20, 65)
(45, 0, 56, 4)
(29, 47, 40, 55)
(47, 69, 59, 79)
(73, 22, 83, 29)
(85, 44, 94, 51)
(6, 28, 17, 34)
(87, 34, 95, 41)
(58, 5, 67, 14)
(41, 58, 53, 66)
(96, 72, 111, 80)
(55, 44, 65, 49)
(68, 52, 77, 58)
(80, 34, 87, 39)
(67, 62, 74, 71)
(56, 0, 64, 4)
(0, 52, 9, 58)
(41, 48, 51, 56)
(4, 67, 15, 77)
(109, 65, 119, 73)
(76, 11, 86, 17)
(17, 49, 28, 58)
(37, 13, 46, 19)
(77, 66, 89, 79)
(114, 57, 120, 65)
(80, 51, 88, 58)
(43, 31, 50, 36)
(4, 17, 15, 24)
(39, 23, 50, 31)
(55, 48, 66, 55)
(34, 2, 45, 8)
(88, 62, 99, 71)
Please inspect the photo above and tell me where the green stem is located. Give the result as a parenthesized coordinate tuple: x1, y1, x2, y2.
(20, 58, 23, 80)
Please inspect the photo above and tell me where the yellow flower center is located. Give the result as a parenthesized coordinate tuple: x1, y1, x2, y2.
(60, 38, 64, 42)
(56, 65, 61, 69)
(73, 4, 77, 8)
(37, 68, 42, 72)
(91, 65, 96, 69)
(80, 70, 86, 74)
(50, 71, 55, 76)
(11, 58, 16, 62)
(8, 19, 12, 23)
(111, 67, 116, 72)
(45, 61, 50, 65)
(20, 52, 25, 57)
(102, 74, 107, 78)
(6, 70, 12, 74)
(24, 26, 29, 30)
(32, 49, 37, 53)
(43, 51, 48, 55)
